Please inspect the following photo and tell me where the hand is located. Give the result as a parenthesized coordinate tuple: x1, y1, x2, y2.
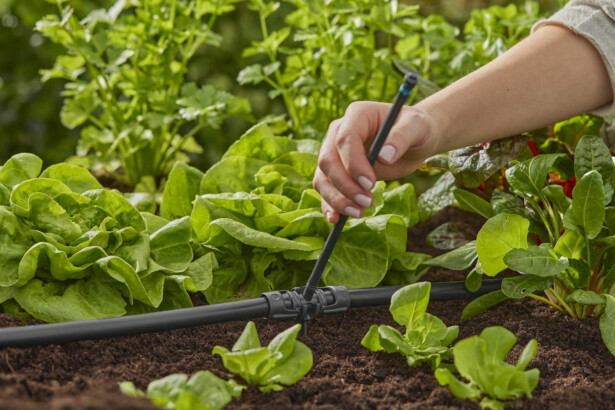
(313, 101, 439, 223)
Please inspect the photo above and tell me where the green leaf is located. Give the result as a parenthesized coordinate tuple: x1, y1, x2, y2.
(149, 217, 194, 273)
(13, 278, 126, 322)
(461, 290, 507, 320)
(454, 189, 495, 219)
(435, 368, 482, 401)
(516, 339, 538, 371)
(60, 91, 97, 129)
(465, 268, 483, 292)
(501, 275, 552, 299)
(418, 172, 456, 222)
(84, 189, 146, 231)
(124, 192, 156, 214)
(389, 282, 430, 328)
(40, 163, 102, 193)
(563, 170, 605, 239)
(476, 214, 529, 276)
(0, 153, 43, 189)
(422, 240, 477, 270)
(566, 290, 605, 305)
(503, 245, 568, 277)
(233, 321, 261, 351)
(541, 185, 571, 214)
(160, 161, 204, 220)
(448, 136, 528, 189)
(505, 154, 566, 198)
(574, 135, 614, 203)
(361, 325, 383, 351)
(554, 230, 585, 259)
(600, 295, 615, 357)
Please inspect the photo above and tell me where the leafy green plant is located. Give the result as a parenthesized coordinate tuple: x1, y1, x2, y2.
(436, 326, 539, 410)
(0, 153, 213, 322)
(240, 0, 546, 140)
(361, 281, 458, 369)
(159, 122, 431, 303)
(424, 130, 615, 355)
(120, 370, 244, 410)
(239, 0, 461, 138)
(213, 321, 312, 392)
(36, 0, 251, 188)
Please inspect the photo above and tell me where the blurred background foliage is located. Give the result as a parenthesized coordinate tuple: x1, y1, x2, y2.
(0, 0, 564, 175)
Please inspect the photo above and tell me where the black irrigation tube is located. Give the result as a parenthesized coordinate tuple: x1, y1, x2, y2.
(0, 280, 501, 348)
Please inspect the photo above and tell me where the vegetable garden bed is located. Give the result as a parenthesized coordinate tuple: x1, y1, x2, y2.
(1, 208, 614, 410)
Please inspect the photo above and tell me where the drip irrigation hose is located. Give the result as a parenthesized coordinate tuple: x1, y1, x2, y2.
(0, 279, 501, 348)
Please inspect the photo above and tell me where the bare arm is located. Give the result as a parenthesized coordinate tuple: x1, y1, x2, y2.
(420, 24, 613, 154)
(314, 24, 613, 223)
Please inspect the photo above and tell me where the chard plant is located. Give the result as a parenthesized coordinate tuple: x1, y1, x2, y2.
(0, 153, 213, 322)
(160, 122, 431, 303)
(120, 371, 244, 410)
(436, 326, 539, 410)
(361, 281, 458, 369)
(424, 120, 615, 355)
(213, 321, 312, 392)
(36, 0, 251, 188)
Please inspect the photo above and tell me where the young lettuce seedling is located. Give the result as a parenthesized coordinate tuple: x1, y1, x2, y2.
(361, 281, 459, 369)
(213, 321, 313, 392)
(435, 326, 539, 410)
(120, 370, 244, 410)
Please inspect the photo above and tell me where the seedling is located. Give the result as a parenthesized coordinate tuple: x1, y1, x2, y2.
(362, 282, 458, 369)
(213, 321, 313, 392)
(436, 326, 539, 410)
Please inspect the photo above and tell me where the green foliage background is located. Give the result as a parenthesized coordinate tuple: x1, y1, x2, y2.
(0, 0, 562, 170)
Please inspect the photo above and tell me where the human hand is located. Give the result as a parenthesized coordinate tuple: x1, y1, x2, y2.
(313, 101, 439, 223)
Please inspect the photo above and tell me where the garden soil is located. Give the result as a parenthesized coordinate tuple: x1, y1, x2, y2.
(1, 208, 615, 409)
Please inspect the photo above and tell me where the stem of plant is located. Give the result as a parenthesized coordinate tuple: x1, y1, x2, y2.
(528, 294, 565, 314)
(545, 288, 576, 317)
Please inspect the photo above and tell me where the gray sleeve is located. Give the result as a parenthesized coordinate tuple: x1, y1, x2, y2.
(532, 0, 615, 117)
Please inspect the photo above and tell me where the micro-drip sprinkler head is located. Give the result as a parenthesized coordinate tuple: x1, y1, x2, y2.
(401, 72, 418, 95)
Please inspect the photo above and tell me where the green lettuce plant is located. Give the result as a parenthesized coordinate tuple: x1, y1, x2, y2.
(436, 326, 539, 410)
(0, 153, 213, 322)
(120, 371, 244, 410)
(159, 123, 431, 303)
(213, 321, 312, 392)
(361, 281, 459, 369)
(36, 0, 251, 187)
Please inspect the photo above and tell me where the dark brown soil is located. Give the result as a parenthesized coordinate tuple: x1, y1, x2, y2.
(1, 207, 613, 409)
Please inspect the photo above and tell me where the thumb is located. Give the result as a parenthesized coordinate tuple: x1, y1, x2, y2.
(376, 107, 434, 165)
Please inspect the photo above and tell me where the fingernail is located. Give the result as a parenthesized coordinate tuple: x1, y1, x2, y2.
(354, 194, 372, 208)
(344, 206, 361, 218)
(358, 176, 374, 191)
(379, 145, 396, 163)
(325, 211, 332, 222)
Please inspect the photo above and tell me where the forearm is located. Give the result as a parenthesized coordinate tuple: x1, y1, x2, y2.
(417, 24, 613, 154)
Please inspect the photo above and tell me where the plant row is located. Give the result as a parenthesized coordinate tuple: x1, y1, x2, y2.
(120, 282, 539, 410)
